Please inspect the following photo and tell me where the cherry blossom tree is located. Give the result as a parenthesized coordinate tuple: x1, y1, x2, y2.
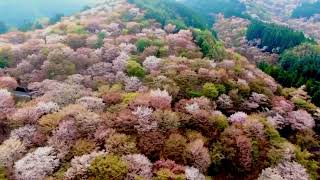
(122, 154, 153, 180)
(287, 110, 315, 130)
(164, 24, 176, 34)
(69, 47, 101, 70)
(48, 120, 78, 158)
(272, 96, 294, 114)
(185, 166, 205, 180)
(0, 89, 15, 120)
(10, 125, 37, 147)
(132, 106, 157, 132)
(125, 77, 142, 92)
(153, 159, 185, 175)
(76, 96, 105, 112)
(166, 30, 202, 58)
(228, 112, 248, 124)
(15, 60, 34, 76)
(119, 43, 137, 54)
(185, 102, 200, 114)
(102, 45, 120, 62)
(64, 151, 106, 179)
(86, 62, 113, 76)
(112, 52, 129, 72)
(221, 126, 253, 171)
(14, 146, 60, 180)
(267, 111, 287, 129)
(149, 89, 172, 109)
(0, 76, 18, 90)
(0, 138, 26, 168)
(186, 139, 211, 173)
(39, 82, 92, 107)
(217, 94, 234, 110)
(258, 161, 309, 180)
(10, 101, 59, 125)
(143, 56, 162, 72)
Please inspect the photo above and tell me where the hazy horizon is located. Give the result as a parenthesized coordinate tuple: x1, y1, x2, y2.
(0, 0, 103, 27)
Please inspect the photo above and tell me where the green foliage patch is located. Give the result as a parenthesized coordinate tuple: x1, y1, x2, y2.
(128, 0, 207, 30)
(246, 20, 314, 53)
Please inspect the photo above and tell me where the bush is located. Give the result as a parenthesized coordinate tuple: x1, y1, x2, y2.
(65, 34, 87, 50)
(152, 110, 180, 132)
(193, 29, 226, 60)
(88, 154, 128, 180)
(44, 49, 76, 79)
(0, 166, 7, 179)
(138, 131, 165, 161)
(209, 142, 225, 174)
(295, 147, 319, 180)
(154, 168, 186, 180)
(105, 133, 138, 156)
(95, 32, 106, 49)
(136, 38, 152, 52)
(39, 113, 64, 133)
(202, 83, 219, 99)
(162, 133, 187, 164)
(209, 113, 228, 132)
(0, 57, 8, 68)
(0, 46, 13, 67)
(71, 139, 97, 157)
(126, 60, 146, 78)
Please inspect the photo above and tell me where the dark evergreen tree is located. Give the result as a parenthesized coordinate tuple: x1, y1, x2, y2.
(246, 20, 314, 53)
(259, 43, 320, 106)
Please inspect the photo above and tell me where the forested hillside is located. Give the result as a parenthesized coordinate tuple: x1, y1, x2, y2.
(260, 43, 320, 106)
(128, 0, 207, 29)
(246, 20, 314, 53)
(180, 0, 247, 24)
(0, 0, 319, 180)
(214, 16, 279, 64)
(216, 14, 320, 111)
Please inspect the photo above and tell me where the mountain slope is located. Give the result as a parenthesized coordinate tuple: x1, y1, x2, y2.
(0, 0, 318, 179)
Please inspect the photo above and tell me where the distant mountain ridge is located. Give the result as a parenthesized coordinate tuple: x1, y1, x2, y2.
(0, 0, 318, 179)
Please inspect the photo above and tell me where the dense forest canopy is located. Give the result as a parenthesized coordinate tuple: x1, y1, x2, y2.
(128, 0, 207, 29)
(260, 43, 320, 106)
(128, 0, 228, 61)
(179, 0, 247, 24)
(246, 20, 314, 53)
(0, 0, 319, 180)
(292, 1, 320, 18)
